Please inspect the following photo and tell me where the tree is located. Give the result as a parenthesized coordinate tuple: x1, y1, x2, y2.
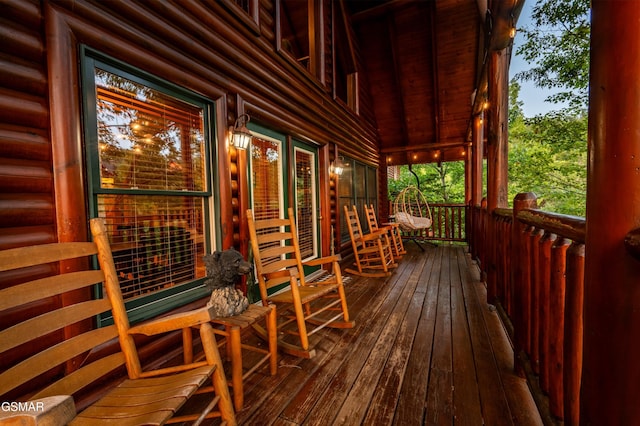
(515, 0, 590, 112)
(508, 98, 588, 216)
(388, 162, 466, 205)
(509, 80, 525, 126)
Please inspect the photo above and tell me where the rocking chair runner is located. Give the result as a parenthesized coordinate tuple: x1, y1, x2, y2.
(343, 205, 397, 278)
(364, 204, 406, 259)
(246, 207, 354, 359)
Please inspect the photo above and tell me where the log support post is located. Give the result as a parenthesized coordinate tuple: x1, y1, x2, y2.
(486, 50, 509, 303)
(582, 1, 640, 423)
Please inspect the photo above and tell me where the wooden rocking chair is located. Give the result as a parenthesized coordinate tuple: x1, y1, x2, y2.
(0, 218, 236, 425)
(246, 207, 354, 359)
(364, 204, 406, 259)
(343, 205, 398, 278)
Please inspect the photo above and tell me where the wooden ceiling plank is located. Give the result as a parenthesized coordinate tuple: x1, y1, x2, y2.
(387, 13, 410, 150)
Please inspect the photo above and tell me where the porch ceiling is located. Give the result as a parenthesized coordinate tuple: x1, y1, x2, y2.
(347, 0, 505, 165)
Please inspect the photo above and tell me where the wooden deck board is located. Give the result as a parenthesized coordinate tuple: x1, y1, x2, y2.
(451, 248, 484, 425)
(425, 246, 454, 425)
(198, 244, 543, 426)
(394, 247, 441, 425)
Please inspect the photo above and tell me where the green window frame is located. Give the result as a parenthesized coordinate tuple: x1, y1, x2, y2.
(81, 48, 217, 325)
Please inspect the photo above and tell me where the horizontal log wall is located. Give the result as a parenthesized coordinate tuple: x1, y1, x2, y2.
(0, 0, 53, 249)
(0, 0, 382, 404)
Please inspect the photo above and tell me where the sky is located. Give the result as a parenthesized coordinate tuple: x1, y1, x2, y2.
(509, 1, 569, 117)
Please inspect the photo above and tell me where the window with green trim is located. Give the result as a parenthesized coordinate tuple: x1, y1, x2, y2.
(82, 50, 215, 323)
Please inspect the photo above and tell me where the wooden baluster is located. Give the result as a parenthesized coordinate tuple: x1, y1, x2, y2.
(529, 227, 544, 375)
(494, 217, 502, 303)
(480, 199, 488, 283)
(563, 242, 585, 426)
(502, 217, 510, 309)
(445, 206, 450, 239)
(487, 212, 497, 303)
(521, 224, 533, 357)
(549, 237, 570, 420)
(504, 218, 512, 318)
(538, 231, 556, 394)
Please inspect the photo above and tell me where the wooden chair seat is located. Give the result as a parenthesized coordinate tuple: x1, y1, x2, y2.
(71, 365, 215, 425)
(247, 208, 354, 359)
(270, 282, 342, 305)
(0, 218, 236, 426)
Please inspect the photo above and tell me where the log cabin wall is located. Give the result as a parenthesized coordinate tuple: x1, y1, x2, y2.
(0, 0, 380, 402)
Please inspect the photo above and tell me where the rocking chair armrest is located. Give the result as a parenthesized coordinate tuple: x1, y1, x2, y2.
(359, 232, 382, 242)
(303, 254, 342, 267)
(265, 268, 299, 280)
(381, 222, 399, 228)
(129, 306, 216, 336)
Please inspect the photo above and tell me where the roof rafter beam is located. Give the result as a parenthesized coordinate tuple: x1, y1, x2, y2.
(381, 140, 471, 154)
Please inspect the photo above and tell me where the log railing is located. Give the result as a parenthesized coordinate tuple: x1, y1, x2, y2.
(388, 202, 467, 243)
(470, 193, 586, 425)
(429, 203, 466, 242)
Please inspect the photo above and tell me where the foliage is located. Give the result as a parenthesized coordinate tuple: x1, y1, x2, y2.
(388, 162, 466, 205)
(508, 82, 587, 216)
(515, 0, 590, 112)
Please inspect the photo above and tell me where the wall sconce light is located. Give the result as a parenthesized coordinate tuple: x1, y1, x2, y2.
(231, 113, 252, 150)
(330, 156, 345, 176)
(509, 14, 516, 39)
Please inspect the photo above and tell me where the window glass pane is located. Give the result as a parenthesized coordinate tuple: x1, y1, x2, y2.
(367, 167, 377, 207)
(295, 149, 315, 259)
(95, 69, 205, 192)
(97, 194, 205, 300)
(280, 0, 310, 70)
(250, 135, 283, 273)
(234, 0, 251, 13)
(339, 156, 353, 242)
(250, 136, 282, 221)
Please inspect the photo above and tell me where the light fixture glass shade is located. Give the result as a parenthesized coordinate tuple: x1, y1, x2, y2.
(232, 114, 252, 150)
(331, 157, 345, 176)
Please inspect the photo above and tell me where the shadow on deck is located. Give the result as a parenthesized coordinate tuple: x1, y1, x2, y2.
(201, 243, 543, 425)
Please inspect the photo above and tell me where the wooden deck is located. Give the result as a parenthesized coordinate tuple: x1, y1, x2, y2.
(200, 244, 543, 425)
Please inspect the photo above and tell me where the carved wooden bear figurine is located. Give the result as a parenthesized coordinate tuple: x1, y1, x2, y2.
(203, 248, 251, 317)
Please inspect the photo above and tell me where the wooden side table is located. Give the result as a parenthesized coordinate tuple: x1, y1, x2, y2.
(183, 303, 278, 410)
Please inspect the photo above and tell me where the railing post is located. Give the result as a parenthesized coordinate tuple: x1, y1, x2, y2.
(512, 193, 537, 357)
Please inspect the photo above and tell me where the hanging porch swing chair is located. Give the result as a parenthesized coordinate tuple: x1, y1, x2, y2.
(392, 185, 434, 250)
